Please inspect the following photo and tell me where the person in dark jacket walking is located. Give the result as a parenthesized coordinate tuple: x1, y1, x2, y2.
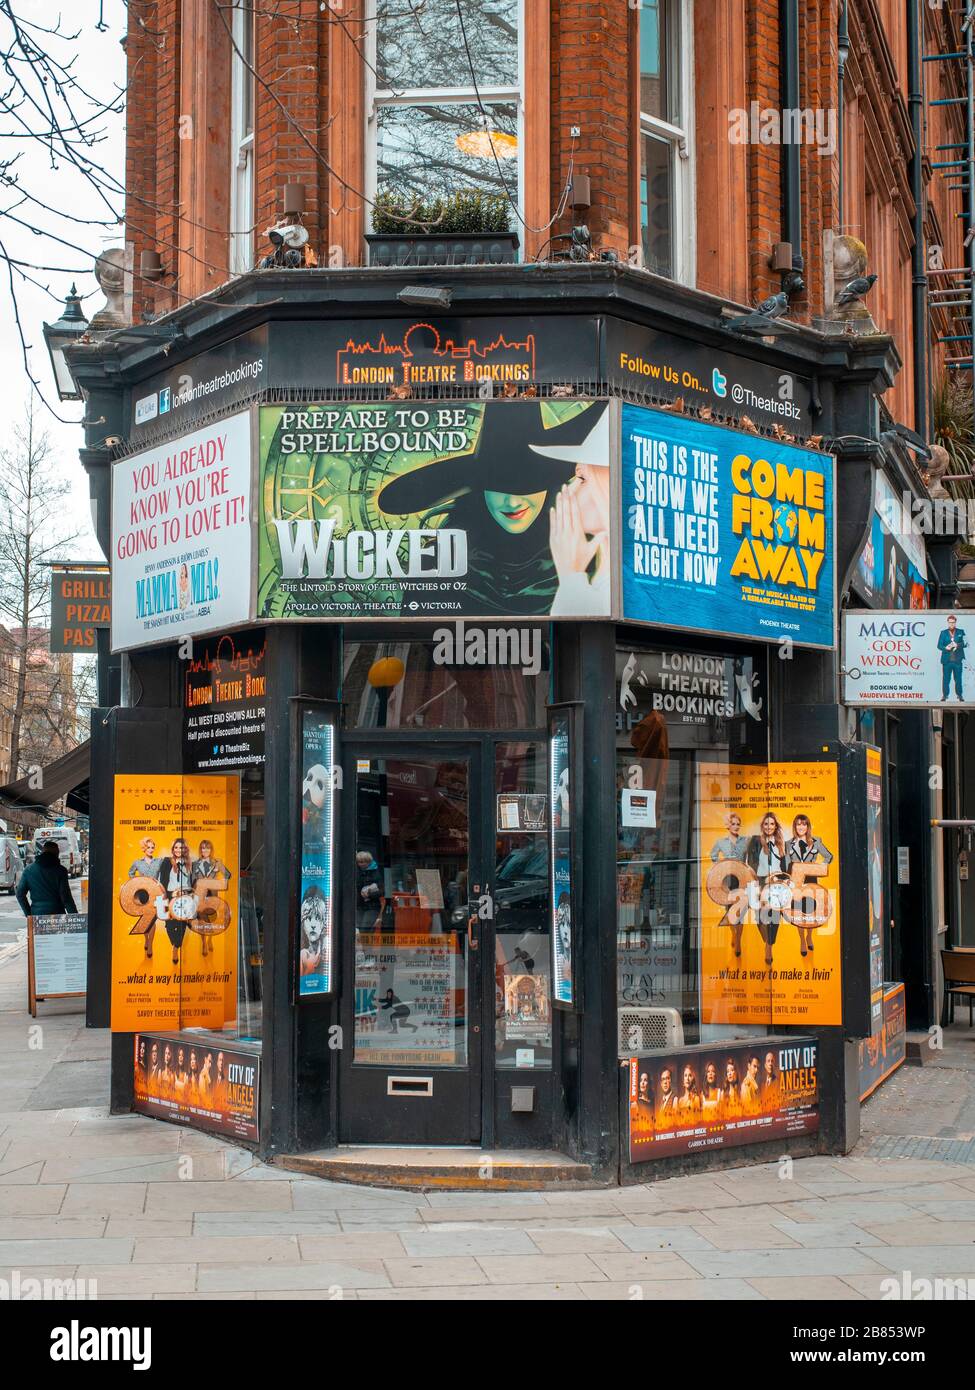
(16, 841, 77, 916)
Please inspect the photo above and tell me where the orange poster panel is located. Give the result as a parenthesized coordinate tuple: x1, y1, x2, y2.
(698, 761, 841, 1027)
(111, 775, 240, 1032)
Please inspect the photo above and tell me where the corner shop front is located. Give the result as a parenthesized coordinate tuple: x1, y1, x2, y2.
(74, 274, 905, 1182)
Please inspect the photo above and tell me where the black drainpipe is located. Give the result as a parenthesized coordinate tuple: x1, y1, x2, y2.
(907, 0, 929, 440)
(838, 0, 849, 224)
(780, 0, 804, 281)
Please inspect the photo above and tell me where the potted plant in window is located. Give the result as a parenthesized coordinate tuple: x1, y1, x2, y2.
(366, 190, 520, 267)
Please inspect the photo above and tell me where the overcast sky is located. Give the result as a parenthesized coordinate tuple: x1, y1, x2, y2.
(1, 0, 127, 562)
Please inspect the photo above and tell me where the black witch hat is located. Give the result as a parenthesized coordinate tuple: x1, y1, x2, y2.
(377, 400, 606, 516)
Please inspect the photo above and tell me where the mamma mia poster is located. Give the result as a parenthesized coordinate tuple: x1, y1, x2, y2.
(257, 399, 611, 621)
(111, 411, 253, 652)
(621, 404, 835, 649)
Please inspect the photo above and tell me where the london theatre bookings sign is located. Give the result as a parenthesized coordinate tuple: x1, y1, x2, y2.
(621, 404, 835, 648)
(258, 399, 611, 620)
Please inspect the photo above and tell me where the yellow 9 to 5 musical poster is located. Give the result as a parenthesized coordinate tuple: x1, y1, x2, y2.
(698, 761, 842, 1028)
(111, 775, 240, 1032)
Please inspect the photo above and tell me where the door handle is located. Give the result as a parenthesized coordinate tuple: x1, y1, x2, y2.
(467, 913, 479, 950)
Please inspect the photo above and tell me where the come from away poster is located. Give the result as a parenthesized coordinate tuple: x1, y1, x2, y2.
(621, 404, 835, 649)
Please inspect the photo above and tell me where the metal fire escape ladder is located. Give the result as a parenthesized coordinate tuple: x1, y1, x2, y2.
(925, 6, 975, 376)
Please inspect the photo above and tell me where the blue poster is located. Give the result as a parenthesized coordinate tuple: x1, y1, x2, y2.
(621, 404, 835, 649)
(298, 711, 335, 997)
(854, 473, 928, 611)
(549, 712, 573, 1007)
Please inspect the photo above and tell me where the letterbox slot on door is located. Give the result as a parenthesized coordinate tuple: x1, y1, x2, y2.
(387, 1076, 434, 1098)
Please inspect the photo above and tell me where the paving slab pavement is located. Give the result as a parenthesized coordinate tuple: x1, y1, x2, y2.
(5, 943, 975, 1299)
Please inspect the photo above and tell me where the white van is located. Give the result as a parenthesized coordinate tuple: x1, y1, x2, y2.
(0, 836, 21, 894)
(32, 827, 82, 877)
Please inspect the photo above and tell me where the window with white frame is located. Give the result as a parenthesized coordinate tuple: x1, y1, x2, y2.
(638, 0, 694, 284)
(367, 1, 522, 219)
(229, 0, 255, 274)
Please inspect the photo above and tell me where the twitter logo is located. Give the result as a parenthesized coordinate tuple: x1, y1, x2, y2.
(712, 368, 728, 398)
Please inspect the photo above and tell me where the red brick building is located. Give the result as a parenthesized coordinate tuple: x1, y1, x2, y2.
(124, 0, 970, 431)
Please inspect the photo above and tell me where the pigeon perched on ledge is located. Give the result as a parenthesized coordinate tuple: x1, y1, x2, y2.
(835, 273, 877, 307)
(723, 290, 791, 334)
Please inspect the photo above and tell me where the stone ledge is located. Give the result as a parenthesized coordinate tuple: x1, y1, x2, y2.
(274, 1146, 598, 1192)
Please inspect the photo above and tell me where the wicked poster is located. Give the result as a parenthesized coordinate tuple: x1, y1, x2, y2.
(257, 399, 612, 621)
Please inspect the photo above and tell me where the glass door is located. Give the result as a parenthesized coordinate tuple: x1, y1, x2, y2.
(339, 744, 483, 1144)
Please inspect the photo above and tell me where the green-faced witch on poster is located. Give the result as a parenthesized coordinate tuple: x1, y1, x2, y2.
(257, 399, 612, 620)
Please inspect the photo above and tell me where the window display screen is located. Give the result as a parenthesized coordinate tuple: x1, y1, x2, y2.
(549, 708, 575, 1008)
(298, 706, 337, 997)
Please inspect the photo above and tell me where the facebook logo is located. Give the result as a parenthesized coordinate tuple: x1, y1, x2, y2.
(159, 387, 171, 414)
